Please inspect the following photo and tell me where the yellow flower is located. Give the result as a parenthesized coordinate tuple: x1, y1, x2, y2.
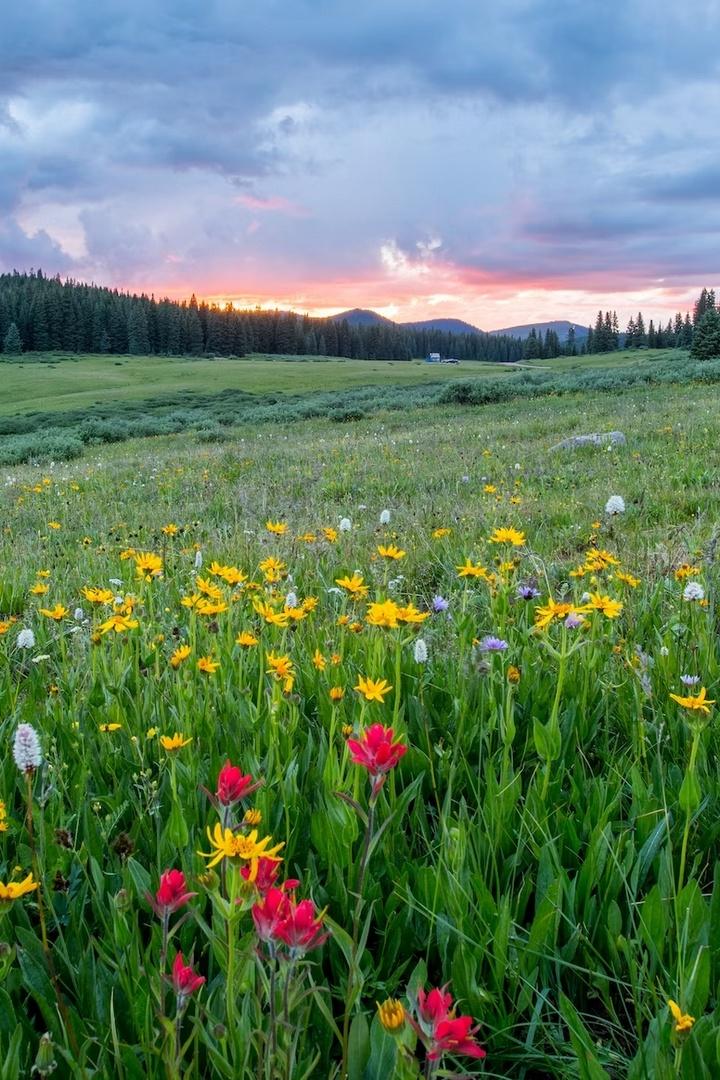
(30, 583, 50, 596)
(432, 527, 451, 538)
(99, 723, 122, 732)
(336, 573, 369, 598)
(134, 551, 163, 580)
(82, 586, 115, 604)
(146, 727, 158, 739)
(236, 630, 259, 647)
(198, 823, 284, 871)
(196, 576, 224, 600)
(265, 520, 288, 535)
(195, 599, 228, 616)
(397, 604, 430, 625)
(669, 688, 715, 715)
(322, 527, 338, 543)
(296, 532, 317, 543)
(483, 484, 497, 494)
(377, 544, 406, 560)
(36, 570, 51, 578)
(329, 686, 345, 701)
(266, 652, 295, 685)
(354, 676, 393, 703)
(0, 873, 38, 903)
(0, 801, 8, 833)
(99, 614, 139, 635)
(457, 559, 491, 580)
(489, 527, 526, 546)
(313, 649, 327, 671)
(614, 571, 640, 588)
(160, 733, 193, 751)
(585, 549, 620, 570)
(47, 521, 62, 530)
(243, 808, 262, 826)
(170, 644, 191, 668)
(507, 665, 521, 684)
(588, 593, 623, 619)
(674, 563, 700, 581)
(253, 600, 290, 627)
(377, 999, 405, 1032)
(0, 620, 14, 635)
(668, 1000, 695, 1034)
(366, 599, 401, 629)
(197, 656, 220, 675)
(39, 604, 68, 621)
(534, 599, 590, 629)
(161, 523, 179, 535)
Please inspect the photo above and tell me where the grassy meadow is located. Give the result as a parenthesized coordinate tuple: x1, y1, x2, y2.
(1, 374, 719, 1077)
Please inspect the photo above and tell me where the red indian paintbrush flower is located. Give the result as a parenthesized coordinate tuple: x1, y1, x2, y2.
(252, 885, 328, 955)
(241, 857, 298, 896)
(216, 761, 261, 806)
(171, 952, 205, 1000)
(415, 985, 486, 1062)
(147, 869, 196, 917)
(347, 724, 408, 794)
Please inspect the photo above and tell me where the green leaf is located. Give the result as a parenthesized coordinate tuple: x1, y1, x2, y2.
(348, 1012, 370, 1080)
(559, 992, 611, 1079)
(363, 1016, 398, 1080)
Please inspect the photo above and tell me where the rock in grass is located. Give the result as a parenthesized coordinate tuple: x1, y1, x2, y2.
(550, 431, 626, 451)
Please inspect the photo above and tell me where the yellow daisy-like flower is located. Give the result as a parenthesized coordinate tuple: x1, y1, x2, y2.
(195, 599, 228, 617)
(82, 586, 115, 604)
(366, 599, 401, 629)
(397, 604, 430, 625)
(134, 551, 163, 580)
(161, 523, 179, 536)
(456, 559, 491, 580)
(236, 630, 259, 647)
(483, 484, 497, 494)
(0, 801, 9, 833)
(243, 808, 262, 826)
(47, 521, 62, 530)
(534, 599, 590, 629)
(336, 573, 369, 598)
(588, 593, 623, 619)
(170, 644, 192, 668)
(160, 732, 193, 751)
(99, 723, 122, 732)
(669, 688, 715, 715)
(489, 527, 526, 546)
(266, 652, 295, 683)
(354, 676, 393, 703)
(668, 1000, 695, 1034)
(431, 527, 451, 538)
(329, 686, 345, 701)
(197, 656, 220, 675)
(0, 873, 38, 904)
(674, 563, 700, 581)
(614, 571, 640, 588)
(322, 527, 338, 543)
(313, 649, 327, 671)
(377, 544, 406, 560)
(265, 520, 288, 535)
(99, 614, 139, 635)
(198, 823, 284, 871)
(39, 604, 68, 621)
(30, 583, 50, 596)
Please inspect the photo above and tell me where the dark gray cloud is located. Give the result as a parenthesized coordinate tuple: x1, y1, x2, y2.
(1, 0, 719, 319)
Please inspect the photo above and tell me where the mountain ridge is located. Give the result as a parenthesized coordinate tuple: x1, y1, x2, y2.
(330, 308, 586, 340)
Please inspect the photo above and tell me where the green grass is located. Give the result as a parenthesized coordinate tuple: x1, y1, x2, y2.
(1, 377, 719, 1077)
(0, 348, 682, 417)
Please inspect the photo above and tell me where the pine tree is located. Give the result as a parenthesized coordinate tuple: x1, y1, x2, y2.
(690, 308, 720, 359)
(3, 321, 22, 355)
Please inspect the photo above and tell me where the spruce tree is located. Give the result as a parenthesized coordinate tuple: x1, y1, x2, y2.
(3, 321, 22, 355)
(690, 308, 720, 359)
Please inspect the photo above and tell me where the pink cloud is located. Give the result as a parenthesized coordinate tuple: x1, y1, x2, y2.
(234, 194, 310, 217)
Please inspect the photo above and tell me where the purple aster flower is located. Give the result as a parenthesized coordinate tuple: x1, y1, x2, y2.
(564, 613, 584, 630)
(680, 674, 701, 687)
(478, 635, 509, 652)
(432, 595, 449, 613)
(516, 584, 540, 601)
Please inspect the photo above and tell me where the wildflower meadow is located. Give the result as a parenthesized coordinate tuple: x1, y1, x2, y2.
(1, 380, 719, 1078)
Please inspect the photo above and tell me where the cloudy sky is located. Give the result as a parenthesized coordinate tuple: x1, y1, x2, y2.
(2, 1, 719, 329)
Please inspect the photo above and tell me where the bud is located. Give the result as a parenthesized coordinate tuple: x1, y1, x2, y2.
(13, 724, 42, 773)
(507, 665, 521, 684)
(33, 1032, 57, 1076)
(377, 998, 405, 1032)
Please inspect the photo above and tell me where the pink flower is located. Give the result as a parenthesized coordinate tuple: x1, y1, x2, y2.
(241, 857, 298, 896)
(148, 869, 196, 917)
(171, 952, 205, 1000)
(252, 886, 328, 955)
(347, 724, 407, 793)
(414, 985, 485, 1063)
(216, 761, 259, 806)
(417, 986, 453, 1030)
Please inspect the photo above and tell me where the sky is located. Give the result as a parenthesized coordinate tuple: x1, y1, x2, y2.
(1, 1, 720, 330)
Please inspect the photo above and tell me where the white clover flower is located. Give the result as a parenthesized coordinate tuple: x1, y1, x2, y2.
(194, 549, 203, 569)
(379, 509, 391, 525)
(339, 518, 352, 532)
(605, 495, 625, 516)
(17, 628, 35, 649)
(13, 724, 42, 773)
(413, 638, 428, 664)
(683, 582, 705, 602)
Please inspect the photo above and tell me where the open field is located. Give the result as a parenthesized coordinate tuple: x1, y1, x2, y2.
(0, 348, 682, 417)
(1, 379, 719, 1077)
